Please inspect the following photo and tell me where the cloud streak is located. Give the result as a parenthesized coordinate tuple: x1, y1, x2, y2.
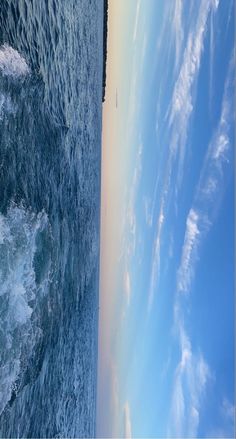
(172, 0, 184, 70)
(147, 0, 219, 313)
(124, 270, 131, 307)
(123, 402, 132, 438)
(177, 209, 201, 294)
(132, 0, 141, 43)
(177, 54, 234, 295)
(168, 320, 210, 437)
(168, 55, 234, 437)
(168, 0, 219, 188)
(148, 202, 164, 311)
(222, 397, 235, 423)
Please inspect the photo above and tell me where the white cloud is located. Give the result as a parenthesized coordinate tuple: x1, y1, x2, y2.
(148, 202, 164, 311)
(221, 398, 235, 423)
(123, 271, 131, 306)
(143, 196, 153, 227)
(213, 0, 220, 9)
(206, 397, 235, 437)
(177, 56, 234, 295)
(177, 209, 201, 294)
(146, 1, 215, 312)
(170, 1, 210, 123)
(148, 0, 219, 309)
(209, 0, 220, 112)
(133, 0, 141, 43)
(170, 62, 233, 435)
(202, 176, 218, 197)
(213, 133, 229, 160)
(197, 53, 234, 202)
(123, 402, 132, 439)
(168, 323, 210, 437)
(167, 12, 233, 439)
(169, 59, 233, 435)
(168, 0, 217, 188)
(172, 0, 184, 69)
(152, 1, 223, 291)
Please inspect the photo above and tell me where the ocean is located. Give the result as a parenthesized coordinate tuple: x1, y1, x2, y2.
(0, 0, 103, 437)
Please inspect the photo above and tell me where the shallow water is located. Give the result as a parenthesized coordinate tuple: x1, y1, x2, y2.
(0, 1, 103, 437)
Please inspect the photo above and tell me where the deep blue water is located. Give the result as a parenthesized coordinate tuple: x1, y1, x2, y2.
(0, 1, 103, 437)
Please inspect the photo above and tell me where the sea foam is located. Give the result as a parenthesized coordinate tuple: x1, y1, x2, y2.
(0, 205, 50, 415)
(0, 44, 30, 78)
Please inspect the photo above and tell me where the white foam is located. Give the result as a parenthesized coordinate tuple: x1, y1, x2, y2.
(0, 205, 50, 415)
(10, 284, 33, 325)
(0, 44, 30, 78)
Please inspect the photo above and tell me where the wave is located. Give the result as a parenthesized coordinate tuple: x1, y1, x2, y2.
(0, 44, 30, 78)
(0, 205, 51, 415)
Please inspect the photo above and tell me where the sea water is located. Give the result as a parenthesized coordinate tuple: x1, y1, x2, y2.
(0, 1, 103, 437)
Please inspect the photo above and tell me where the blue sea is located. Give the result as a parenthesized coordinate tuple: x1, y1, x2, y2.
(0, 0, 103, 437)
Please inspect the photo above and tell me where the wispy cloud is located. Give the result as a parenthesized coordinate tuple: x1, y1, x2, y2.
(123, 402, 132, 439)
(221, 398, 235, 423)
(123, 270, 131, 307)
(168, 0, 218, 188)
(209, 0, 220, 114)
(177, 55, 234, 295)
(133, 0, 141, 43)
(168, 321, 210, 437)
(147, 0, 219, 313)
(206, 397, 235, 437)
(148, 202, 164, 311)
(172, 0, 184, 70)
(168, 56, 234, 437)
(177, 208, 202, 294)
(143, 196, 153, 227)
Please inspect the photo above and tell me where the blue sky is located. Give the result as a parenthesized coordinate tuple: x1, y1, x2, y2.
(97, 0, 234, 437)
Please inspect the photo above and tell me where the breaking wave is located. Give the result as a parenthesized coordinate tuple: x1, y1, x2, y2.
(0, 44, 30, 78)
(0, 205, 51, 415)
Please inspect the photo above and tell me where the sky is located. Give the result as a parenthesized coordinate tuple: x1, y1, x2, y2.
(97, 0, 235, 437)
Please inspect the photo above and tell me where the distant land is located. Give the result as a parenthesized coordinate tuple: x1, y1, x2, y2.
(102, 0, 108, 102)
